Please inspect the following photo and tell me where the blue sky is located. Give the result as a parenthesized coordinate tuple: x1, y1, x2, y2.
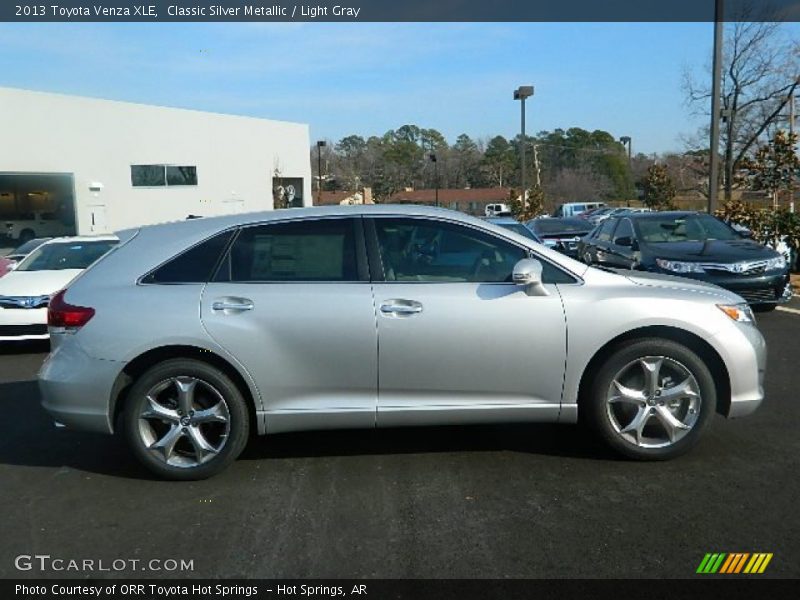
(0, 21, 771, 154)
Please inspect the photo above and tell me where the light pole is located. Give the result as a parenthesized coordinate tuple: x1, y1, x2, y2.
(429, 153, 439, 207)
(316, 140, 326, 204)
(514, 85, 534, 210)
(708, 0, 724, 213)
(619, 136, 632, 206)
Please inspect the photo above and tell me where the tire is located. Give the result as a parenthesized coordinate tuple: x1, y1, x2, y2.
(583, 338, 716, 460)
(123, 358, 250, 480)
(18, 229, 35, 244)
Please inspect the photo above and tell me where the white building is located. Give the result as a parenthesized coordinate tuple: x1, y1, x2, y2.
(0, 87, 311, 242)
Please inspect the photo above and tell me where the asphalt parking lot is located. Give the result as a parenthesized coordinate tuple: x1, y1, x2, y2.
(1, 300, 799, 580)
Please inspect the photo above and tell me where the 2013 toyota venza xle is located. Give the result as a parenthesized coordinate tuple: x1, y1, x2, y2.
(39, 206, 766, 479)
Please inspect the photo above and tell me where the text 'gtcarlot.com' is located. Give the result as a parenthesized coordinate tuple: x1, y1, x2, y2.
(14, 554, 194, 572)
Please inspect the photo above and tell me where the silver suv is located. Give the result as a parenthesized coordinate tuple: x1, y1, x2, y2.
(39, 206, 766, 479)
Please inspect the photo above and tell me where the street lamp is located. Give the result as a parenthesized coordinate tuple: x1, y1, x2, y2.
(429, 153, 439, 207)
(619, 136, 632, 206)
(316, 140, 326, 204)
(513, 85, 534, 210)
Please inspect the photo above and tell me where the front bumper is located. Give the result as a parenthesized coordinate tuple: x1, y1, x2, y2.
(649, 268, 791, 305)
(709, 320, 767, 418)
(0, 307, 49, 340)
(38, 337, 124, 433)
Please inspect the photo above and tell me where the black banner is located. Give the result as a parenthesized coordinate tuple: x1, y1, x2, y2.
(2, 0, 800, 23)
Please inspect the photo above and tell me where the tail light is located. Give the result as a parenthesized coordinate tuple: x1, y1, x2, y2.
(48, 289, 95, 329)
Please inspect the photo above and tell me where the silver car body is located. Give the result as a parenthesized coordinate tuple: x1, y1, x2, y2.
(39, 205, 766, 436)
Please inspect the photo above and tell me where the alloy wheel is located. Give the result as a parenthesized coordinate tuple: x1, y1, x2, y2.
(605, 356, 701, 449)
(137, 376, 231, 468)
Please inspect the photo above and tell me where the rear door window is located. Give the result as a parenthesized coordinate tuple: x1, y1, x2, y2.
(225, 218, 359, 282)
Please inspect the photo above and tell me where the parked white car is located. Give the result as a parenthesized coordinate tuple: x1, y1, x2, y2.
(0, 235, 117, 341)
(485, 203, 511, 217)
(3, 211, 72, 244)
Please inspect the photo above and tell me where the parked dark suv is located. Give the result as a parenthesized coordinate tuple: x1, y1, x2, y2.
(578, 211, 792, 310)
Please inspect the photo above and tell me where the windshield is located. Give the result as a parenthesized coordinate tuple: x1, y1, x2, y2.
(497, 222, 539, 241)
(637, 214, 740, 243)
(12, 238, 50, 255)
(534, 218, 593, 234)
(17, 240, 117, 272)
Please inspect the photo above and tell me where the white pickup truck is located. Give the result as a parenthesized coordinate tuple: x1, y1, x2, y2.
(3, 212, 72, 244)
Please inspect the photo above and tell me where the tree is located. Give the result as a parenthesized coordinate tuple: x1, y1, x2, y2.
(544, 166, 612, 204)
(509, 186, 545, 222)
(739, 130, 800, 208)
(642, 164, 677, 210)
(683, 17, 800, 201)
(451, 134, 482, 188)
(481, 136, 515, 187)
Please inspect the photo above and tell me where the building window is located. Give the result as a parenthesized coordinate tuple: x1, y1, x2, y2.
(131, 165, 198, 187)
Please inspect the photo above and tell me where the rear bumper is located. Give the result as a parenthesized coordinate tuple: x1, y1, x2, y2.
(38, 337, 123, 433)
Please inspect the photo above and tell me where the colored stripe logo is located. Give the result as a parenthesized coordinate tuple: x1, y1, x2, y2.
(697, 553, 773, 574)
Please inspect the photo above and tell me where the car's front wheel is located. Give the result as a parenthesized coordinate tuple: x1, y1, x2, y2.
(123, 359, 250, 480)
(584, 338, 716, 460)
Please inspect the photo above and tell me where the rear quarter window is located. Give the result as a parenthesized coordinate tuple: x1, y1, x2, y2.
(141, 230, 234, 284)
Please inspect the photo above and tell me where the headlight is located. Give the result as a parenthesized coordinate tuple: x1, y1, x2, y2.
(765, 255, 786, 271)
(655, 258, 705, 273)
(717, 303, 755, 323)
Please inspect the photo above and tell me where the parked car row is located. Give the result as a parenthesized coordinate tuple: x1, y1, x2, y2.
(576, 211, 791, 310)
(500, 205, 792, 311)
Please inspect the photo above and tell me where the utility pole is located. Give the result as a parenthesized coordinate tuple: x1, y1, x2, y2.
(708, 0, 724, 214)
(790, 88, 796, 212)
(316, 140, 326, 205)
(620, 136, 632, 206)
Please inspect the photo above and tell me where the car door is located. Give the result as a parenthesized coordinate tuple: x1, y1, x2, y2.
(367, 216, 569, 428)
(605, 218, 637, 268)
(589, 217, 619, 266)
(200, 216, 378, 433)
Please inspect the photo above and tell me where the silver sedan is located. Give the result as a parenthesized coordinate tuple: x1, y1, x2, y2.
(39, 206, 766, 479)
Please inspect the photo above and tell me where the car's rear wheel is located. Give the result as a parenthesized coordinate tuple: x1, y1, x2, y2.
(123, 359, 249, 480)
(585, 338, 716, 460)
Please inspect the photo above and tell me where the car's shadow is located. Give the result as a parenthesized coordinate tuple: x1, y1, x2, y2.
(0, 378, 620, 481)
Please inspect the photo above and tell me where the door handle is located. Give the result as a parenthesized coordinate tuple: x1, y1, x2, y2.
(212, 299, 254, 312)
(380, 300, 423, 316)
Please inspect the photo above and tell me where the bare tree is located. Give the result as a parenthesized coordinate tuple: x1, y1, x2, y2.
(683, 12, 799, 201)
(544, 166, 612, 204)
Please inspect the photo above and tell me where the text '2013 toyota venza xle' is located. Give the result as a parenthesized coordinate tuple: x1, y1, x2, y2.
(39, 206, 766, 479)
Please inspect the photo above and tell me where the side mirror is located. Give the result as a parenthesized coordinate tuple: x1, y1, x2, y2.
(512, 258, 548, 296)
(616, 236, 633, 247)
